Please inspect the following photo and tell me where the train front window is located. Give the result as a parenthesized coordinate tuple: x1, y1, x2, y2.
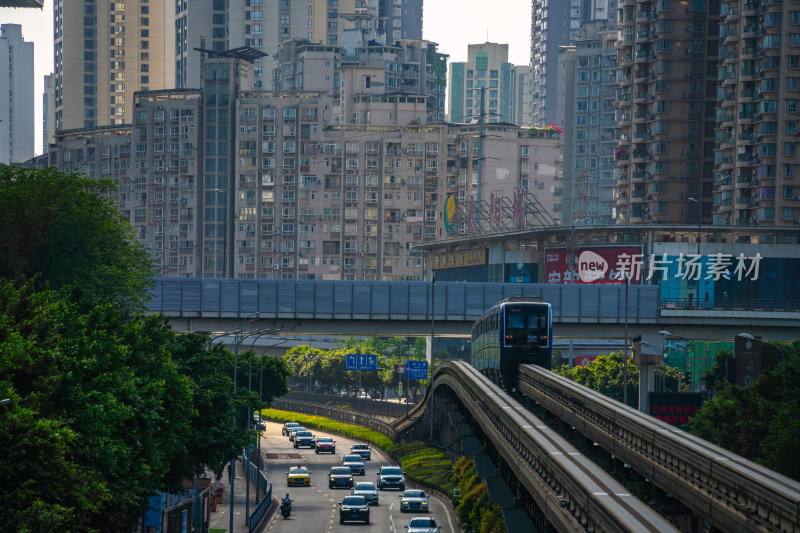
(505, 307, 548, 346)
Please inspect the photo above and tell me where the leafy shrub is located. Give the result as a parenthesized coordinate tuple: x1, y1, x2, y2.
(451, 457, 505, 533)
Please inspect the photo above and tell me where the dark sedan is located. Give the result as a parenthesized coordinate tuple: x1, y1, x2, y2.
(328, 466, 355, 489)
(339, 495, 370, 524)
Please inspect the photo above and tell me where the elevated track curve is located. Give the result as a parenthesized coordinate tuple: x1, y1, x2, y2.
(395, 361, 678, 533)
(517, 365, 800, 533)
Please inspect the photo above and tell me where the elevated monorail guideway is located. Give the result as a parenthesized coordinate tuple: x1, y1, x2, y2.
(402, 361, 678, 533)
(518, 364, 800, 533)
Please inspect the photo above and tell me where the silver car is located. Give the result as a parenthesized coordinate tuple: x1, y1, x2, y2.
(399, 489, 429, 513)
(342, 454, 366, 475)
(405, 516, 441, 533)
(351, 481, 379, 505)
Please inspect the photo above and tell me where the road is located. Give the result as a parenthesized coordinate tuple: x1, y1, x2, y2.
(259, 421, 459, 533)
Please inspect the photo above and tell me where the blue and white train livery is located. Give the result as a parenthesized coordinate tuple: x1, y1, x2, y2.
(470, 297, 553, 388)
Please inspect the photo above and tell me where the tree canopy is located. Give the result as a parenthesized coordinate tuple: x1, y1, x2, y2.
(0, 165, 154, 314)
(687, 342, 799, 480)
(281, 337, 433, 400)
(0, 167, 293, 531)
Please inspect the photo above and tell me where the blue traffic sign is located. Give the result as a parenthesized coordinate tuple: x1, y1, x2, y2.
(405, 360, 428, 380)
(346, 353, 378, 371)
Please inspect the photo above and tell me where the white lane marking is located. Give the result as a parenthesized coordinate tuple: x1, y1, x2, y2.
(389, 507, 396, 533)
(428, 494, 457, 533)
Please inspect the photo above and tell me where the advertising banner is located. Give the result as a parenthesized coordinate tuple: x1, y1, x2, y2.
(648, 392, 704, 427)
(545, 246, 644, 285)
(573, 356, 597, 367)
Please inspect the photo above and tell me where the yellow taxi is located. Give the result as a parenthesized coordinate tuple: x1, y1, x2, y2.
(286, 466, 311, 487)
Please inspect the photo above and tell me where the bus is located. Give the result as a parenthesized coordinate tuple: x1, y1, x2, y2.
(470, 297, 553, 388)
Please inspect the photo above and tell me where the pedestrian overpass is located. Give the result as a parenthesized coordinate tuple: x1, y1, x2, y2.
(147, 278, 800, 341)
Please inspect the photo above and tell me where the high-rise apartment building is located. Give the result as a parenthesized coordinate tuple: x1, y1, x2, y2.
(715, 0, 800, 227)
(174, 0, 423, 92)
(530, 0, 618, 127)
(513, 66, 531, 127)
(0, 24, 34, 164)
(614, 0, 719, 225)
(43, 74, 56, 154)
(46, 54, 564, 281)
(380, 0, 422, 43)
(274, 37, 447, 124)
(530, 1, 575, 127)
(449, 43, 517, 124)
(557, 23, 619, 225)
(53, 0, 174, 132)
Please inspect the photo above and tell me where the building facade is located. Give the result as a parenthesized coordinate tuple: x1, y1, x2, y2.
(43, 74, 56, 154)
(448, 43, 518, 125)
(714, 0, 800, 227)
(513, 65, 532, 127)
(174, 0, 423, 93)
(614, 0, 719, 225)
(557, 23, 619, 225)
(530, 0, 619, 128)
(53, 0, 174, 131)
(274, 38, 447, 125)
(46, 55, 564, 280)
(0, 24, 34, 164)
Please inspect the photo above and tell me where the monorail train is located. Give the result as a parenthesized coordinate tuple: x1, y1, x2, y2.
(470, 297, 553, 388)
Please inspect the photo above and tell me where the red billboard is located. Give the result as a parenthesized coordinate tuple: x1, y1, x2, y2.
(545, 246, 644, 285)
(573, 356, 597, 367)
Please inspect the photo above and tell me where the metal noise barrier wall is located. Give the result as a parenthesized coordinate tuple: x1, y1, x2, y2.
(272, 398, 398, 441)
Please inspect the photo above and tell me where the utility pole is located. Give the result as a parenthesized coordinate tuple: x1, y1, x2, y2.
(476, 87, 485, 226)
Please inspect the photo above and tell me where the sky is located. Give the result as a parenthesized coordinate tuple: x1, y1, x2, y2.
(0, 0, 532, 155)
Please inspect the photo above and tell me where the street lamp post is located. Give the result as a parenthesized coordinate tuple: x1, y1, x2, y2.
(567, 217, 589, 284)
(659, 330, 693, 391)
(242, 328, 282, 519)
(429, 268, 436, 442)
(257, 338, 287, 498)
(221, 312, 263, 533)
(688, 197, 701, 308)
(739, 333, 787, 405)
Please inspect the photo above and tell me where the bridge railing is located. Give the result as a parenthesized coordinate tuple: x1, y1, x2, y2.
(271, 397, 398, 441)
(284, 392, 409, 419)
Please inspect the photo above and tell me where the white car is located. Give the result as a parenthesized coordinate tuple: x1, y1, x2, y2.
(405, 516, 441, 533)
(399, 489, 429, 513)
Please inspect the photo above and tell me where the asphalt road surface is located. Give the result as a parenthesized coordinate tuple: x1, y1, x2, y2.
(259, 421, 459, 533)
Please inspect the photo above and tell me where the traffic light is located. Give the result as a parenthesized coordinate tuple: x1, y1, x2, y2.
(682, 371, 692, 389)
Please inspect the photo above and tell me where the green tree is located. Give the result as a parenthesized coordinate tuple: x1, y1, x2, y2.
(686, 342, 799, 480)
(168, 334, 290, 481)
(0, 281, 194, 531)
(0, 166, 154, 314)
(553, 351, 641, 407)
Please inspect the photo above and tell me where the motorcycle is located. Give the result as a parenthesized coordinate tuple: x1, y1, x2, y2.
(280, 501, 292, 519)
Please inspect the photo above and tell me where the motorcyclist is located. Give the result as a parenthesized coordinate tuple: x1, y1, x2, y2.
(280, 493, 293, 518)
